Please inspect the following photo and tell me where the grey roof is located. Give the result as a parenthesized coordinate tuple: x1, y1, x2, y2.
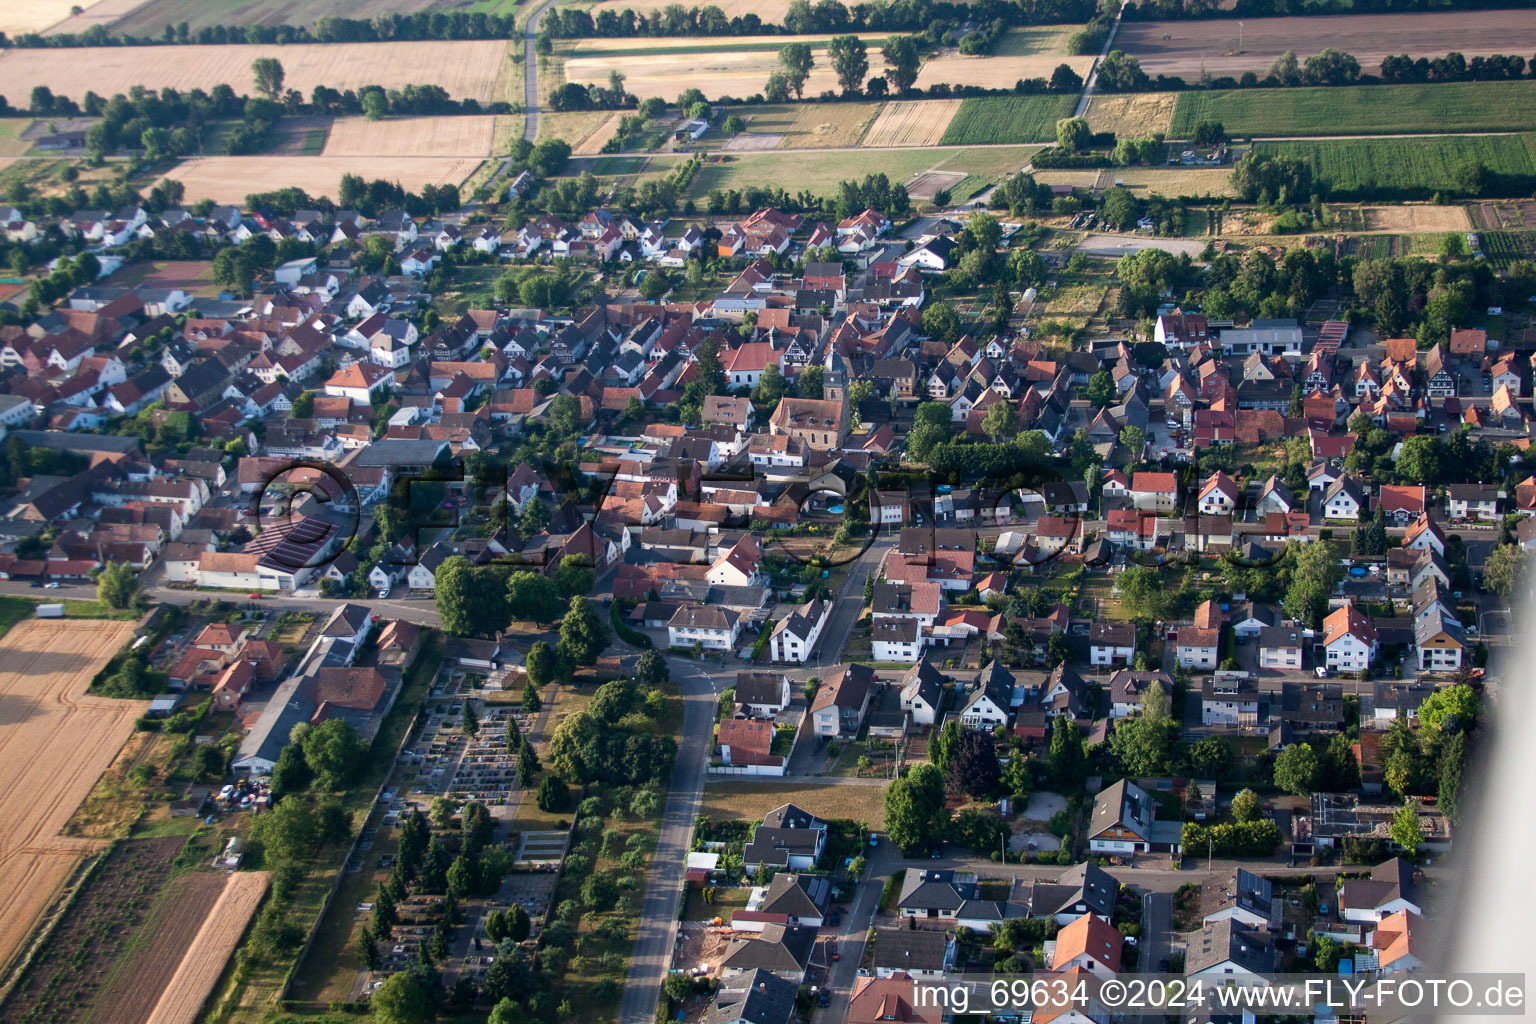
(349, 439, 452, 467)
(872, 928, 951, 972)
(720, 923, 816, 975)
(734, 671, 788, 708)
(1024, 861, 1118, 919)
(1232, 868, 1274, 918)
(872, 617, 920, 644)
(705, 969, 797, 1024)
(967, 659, 1015, 712)
(899, 659, 945, 711)
(11, 430, 141, 455)
(761, 873, 831, 918)
(898, 869, 972, 912)
(1413, 606, 1465, 649)
(1257, 625, 1302, 650)
(1185, 919, 1275, 975)
(1340, 857, 1421, 913)
(1088, 778, 1155, 842)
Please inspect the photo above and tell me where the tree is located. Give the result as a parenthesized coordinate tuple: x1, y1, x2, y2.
(251, 57, 285, 100)
(636, 649, 669, 686)
(779, 42, 814, 99)
(507, 571, 561, 623)
(97, 561, 139, 609)
(882, 35, 922, 93)
(827, 35, 869, 93)
(362, 89, 388, 121)
(1284, 540, 1343, 626)
(556, 597, 610, 667)
(981, 401, 1018, 442)
(1055, 117, 1090, 153)
(1117, 564, 1171, 620)
(1085, 369, 1115, 407)
(1050, 62, 1083, 92)
(946, 729, 1001, 798)
(371, 968, 438, 1024)
(1418, 684, 1478, 733)
(521, 680, 543, 713)
(1483, 543, 1530, 599)
(461, 701, 479, 737)
(1437, 729, 1468, 825)
(1230, 788, 1262, 823)
(1352, 510, 1389, 556)
(930, 719, 961, 775)
(526, 641, 558, 687)
(1322, 733, 1361, 791)
(1118, 425, 1146, 456)
(508, 903, 531, 941)
(447, 854, 475, 899)
(517, 739, 540, 787)
(1001, 754, 1033, 801)
(1314, 934, 1342, 973)
(537, 776, 569, 812)
(302, 718, 366, 791)
(1272, 743, 1319, 795)
(1390, 803, 1424, 853)
(722, 114, 745, 136)
(1189, 735, 1232, 780)
(884, 763, 949, 852)
(1396, 435, 1442, 485)
(1047, 715, 1085, 788)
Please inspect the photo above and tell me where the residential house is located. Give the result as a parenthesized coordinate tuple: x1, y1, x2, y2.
(1176, 599, 1223, 669)
(768, 598, 830, 663)
(959, 661, 1013, 730)
(898, 659, 945, 726)
(1129, 471, 1180, 512)
(742, 803, 828, 872)
(1089, 622, 1136, 667)
(1321, 603, 1378, 672)
(871, 929, 955, 980)
(668, 604, 742, 650)
(1258, 626, 1303, 670)
(809, 663, 874, 737)
(735, 671, 792, 718)
(1050, 913, 1123, 977)
(1185, 919, 1275, 978)
(1109, 669, 1171, 718)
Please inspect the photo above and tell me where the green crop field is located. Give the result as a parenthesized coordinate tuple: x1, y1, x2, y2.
(1480, 230, 1536, 268)
(939, 94, 1079, 145)
(1256, 134, 1536, 199)
(1171, 81, 1536, 138)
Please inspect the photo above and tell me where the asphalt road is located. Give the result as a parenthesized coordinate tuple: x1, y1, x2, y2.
(615, 654, 721, 1024)
(523, 0, 559, 142)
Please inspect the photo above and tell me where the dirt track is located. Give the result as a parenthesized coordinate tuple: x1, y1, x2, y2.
(0, 618, 141, 977)
(143, 871, 270, 1024)
(1120, 10, 1536, 78)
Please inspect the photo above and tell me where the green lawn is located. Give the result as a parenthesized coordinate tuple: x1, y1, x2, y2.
(0, 595, 139, 640)
(670, 144, 1040, 198)
(1256, 134, 1536, 200)
(940, 94, 1079, 145)
(1171, 80, 1536, 138)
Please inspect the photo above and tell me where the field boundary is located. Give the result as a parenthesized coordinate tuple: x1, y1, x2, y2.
(0, 846, 108, 1002)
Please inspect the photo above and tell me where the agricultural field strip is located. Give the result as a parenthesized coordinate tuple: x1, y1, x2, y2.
(0, 40, 512, 104)
(1120, 10, 1536, 78)
(142, 872, 271, 1024)
(0, 619, 142, 977)
(1256, 134, 1536, 194)
(165, 156, 483, 205)
(1170, 81, 1536, 138)
(940, 94, 1080, 146)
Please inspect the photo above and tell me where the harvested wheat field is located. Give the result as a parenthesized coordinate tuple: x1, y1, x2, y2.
(1086, 93, 1177, 138)
(0, 618, 141, 976)
(35, 0, 147, 36)
(166, 156, 482, 203)
(864, 99, 962, 148)
(574, 113, 625, 155)
(0, 39, 511, 104)
(1360, 205, 1471, 233)
(535, 109, 619, 149)
(0, 0, 87, 35)
(563, 47, 892, 101)
(143, 871, 271, 1024)
(916, 53, 1093, 91)
(323, 115, 496, 158)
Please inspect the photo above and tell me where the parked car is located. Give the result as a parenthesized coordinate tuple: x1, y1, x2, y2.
(817, 990, 831, 1008)
(43, 582, 60, 589)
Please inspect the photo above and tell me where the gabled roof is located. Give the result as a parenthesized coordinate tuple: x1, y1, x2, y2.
(1050, 912, 1123, 972)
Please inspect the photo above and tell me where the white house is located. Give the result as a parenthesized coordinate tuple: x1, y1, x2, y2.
(1321, 603, 1378, 672)
(668, 604, 742, 650)
(768, 598, 830, 663)
(958, 662, 1012, 730)
(1323, 477, 1366, 521)
(1088, 622, 1135, 667)
(899, 660, 945, 726)
(871, 617, 922, 662)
